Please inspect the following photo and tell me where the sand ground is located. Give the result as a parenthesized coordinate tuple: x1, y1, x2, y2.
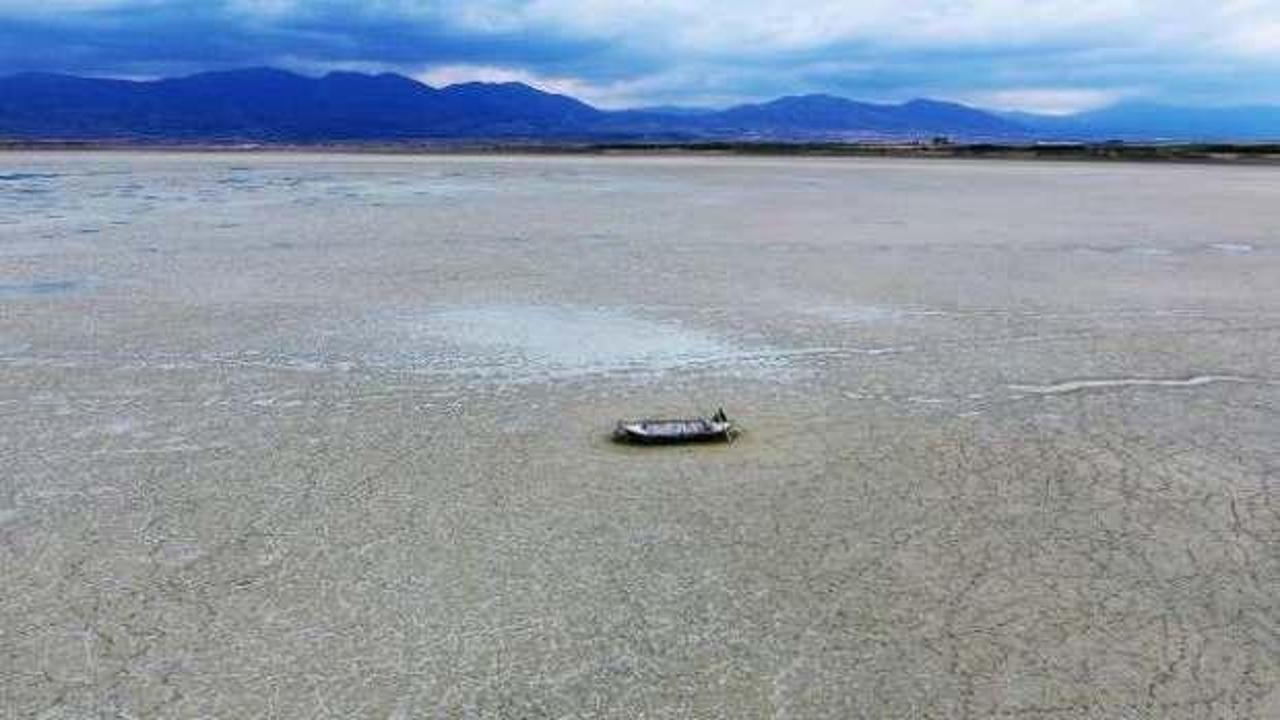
(1, 153, 1278, 718)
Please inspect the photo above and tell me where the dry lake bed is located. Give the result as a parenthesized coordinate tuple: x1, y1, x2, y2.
(1, 152, 1278, 718)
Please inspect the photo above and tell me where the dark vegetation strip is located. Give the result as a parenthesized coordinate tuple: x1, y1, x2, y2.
(2, 139, 1279, 164)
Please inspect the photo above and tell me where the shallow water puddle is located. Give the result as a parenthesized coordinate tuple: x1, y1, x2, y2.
(0, 279, 90, 298)
(805, 304, 949, 324)
(0, 172, 62, 182)
(1207, 242, 1255, 254)
(0, 508, 23, 528)
(403, 305, 741, 378)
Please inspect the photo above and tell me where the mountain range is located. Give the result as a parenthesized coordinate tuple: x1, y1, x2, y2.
(1, 68, 1277, 143)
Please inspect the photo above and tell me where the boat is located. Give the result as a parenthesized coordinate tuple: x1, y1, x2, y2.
(613, 408, 736, 444)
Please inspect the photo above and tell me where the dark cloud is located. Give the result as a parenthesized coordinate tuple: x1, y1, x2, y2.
(0, 1, 1276, 110)
(0, 3, 613, 78)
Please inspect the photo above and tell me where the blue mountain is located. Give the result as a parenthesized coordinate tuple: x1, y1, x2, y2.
(1030, 102, 1280, 141)
(0, 68, 603, 140)
(0, 68, 1029, 141)
(705, 95, 1023, 136)
(2, 68, 1277, 142)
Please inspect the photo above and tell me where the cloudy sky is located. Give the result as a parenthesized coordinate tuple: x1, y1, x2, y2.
(0, 1, 1277, 112)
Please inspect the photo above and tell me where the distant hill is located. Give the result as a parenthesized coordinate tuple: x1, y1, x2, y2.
(0, 68, 603, 140)
(1011, 103, 1280, 141)
(1, 68, 1277, 142)
(706, 95, 1024, 137)
(0, 68, 1026, 141)
(628, 105, 717, 116)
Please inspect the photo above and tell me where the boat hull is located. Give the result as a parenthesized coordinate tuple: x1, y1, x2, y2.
(612, 419, 735, 444)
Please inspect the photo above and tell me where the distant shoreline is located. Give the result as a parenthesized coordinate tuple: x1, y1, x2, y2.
(3, 139, 1279, 165)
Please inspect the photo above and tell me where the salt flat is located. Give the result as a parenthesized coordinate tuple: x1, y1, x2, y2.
(1, 152, 1278, 718)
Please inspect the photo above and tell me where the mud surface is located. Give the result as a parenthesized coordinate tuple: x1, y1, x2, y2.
(2, 153, 1278, 717)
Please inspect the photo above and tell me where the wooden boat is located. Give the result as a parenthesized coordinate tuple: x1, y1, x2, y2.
(613, 408, 736, 444)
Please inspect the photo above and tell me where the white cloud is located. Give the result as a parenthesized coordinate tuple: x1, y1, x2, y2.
(450, 1, 1168, 52)
(416, 63, 662, 108)
(959, 87, 1135, 115)
(0, 0, 164, 14)
(1221, 20, 1280, 57)
(419, 64, 587, 94)
(225, 0, 298, 18)
(7, 1, 1280, 63)
(433, 1, 1280, 106)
